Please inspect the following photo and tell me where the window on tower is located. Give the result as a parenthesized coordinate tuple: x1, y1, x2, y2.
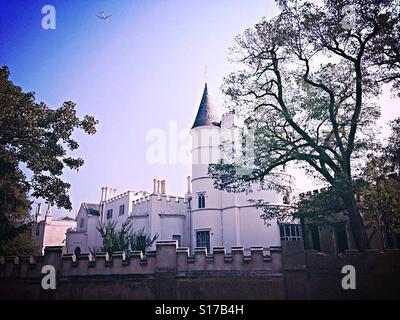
(196, 230, 210, 252)
(198, 192, 206, 208)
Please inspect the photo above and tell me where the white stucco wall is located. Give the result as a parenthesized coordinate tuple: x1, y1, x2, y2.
(189, 112, 295, 253)
(67, 192, 188, 253)
(64, 109, 298, 255)
(31, 216, 76, 255)
(66, 231, 87, 254)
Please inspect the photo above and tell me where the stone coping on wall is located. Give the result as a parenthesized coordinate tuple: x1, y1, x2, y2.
(0, 241, 283, 278)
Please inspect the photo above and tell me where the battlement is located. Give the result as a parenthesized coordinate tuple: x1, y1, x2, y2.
(132, 195, 151, 204)
(0, 241, 283, 279)
(299, 171, 400, 200)
(2, 242, 400, 300)
(132, 194, 186, 205)
(104, 190, 146, 204)
(298, 187, 330, 199)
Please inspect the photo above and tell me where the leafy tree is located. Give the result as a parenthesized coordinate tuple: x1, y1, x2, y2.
(0, 159, 31, 241)
(0, 66, 98, 244)
(359, 155, 400, 248)
(96, 218, 159, 254)
(209, 0, 400, 251)
(295, 118, 400, 248)
(96, 218, 133, 254)
(0, 229, 36, 256)
(295, 188, 345, 222)
(357, 118, 400, 247)
(130, 227, 159, 253)
(385, 117, 400, 172)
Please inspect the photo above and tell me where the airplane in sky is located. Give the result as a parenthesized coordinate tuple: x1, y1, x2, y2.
(97, 11, 111, 23)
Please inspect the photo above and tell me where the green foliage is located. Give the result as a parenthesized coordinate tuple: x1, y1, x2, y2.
(359, 154, 400, 242)
(356, 118, 400, 239)
(385, 118, 400, 172)
(0, 66, 98, 244)
(209, 0, 400, 250)
(295, 188, 346, 224)
(96, 218, 133, 254)
(130, 227, 159, 252)
(0, 156, 31, 242)
(0, 66, 98, 210)
(361, 171, 400, 236)
(295, 118, 400, 246)
(0, 229, 36, 256)
(96, 218, 159, 254)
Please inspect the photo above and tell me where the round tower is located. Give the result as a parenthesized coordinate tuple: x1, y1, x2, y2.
(190, 83, 223, 253)
(189, 83, 296, 254)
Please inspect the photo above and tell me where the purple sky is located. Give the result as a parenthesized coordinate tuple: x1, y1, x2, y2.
(1, 0, 399, 218)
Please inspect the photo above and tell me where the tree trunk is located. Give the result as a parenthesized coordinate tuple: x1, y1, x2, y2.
(340, 191, 369, 252)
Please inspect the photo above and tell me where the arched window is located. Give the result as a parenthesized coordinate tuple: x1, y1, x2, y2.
(198, 192, 206, 208)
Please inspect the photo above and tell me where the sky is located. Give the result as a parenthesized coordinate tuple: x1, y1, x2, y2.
(0, 0, 399, 218)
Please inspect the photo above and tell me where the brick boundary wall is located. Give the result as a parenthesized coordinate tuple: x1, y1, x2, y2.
(1, 240, 399, 299)
(281, 241, 400, 300)
(0, 241, 285, 299)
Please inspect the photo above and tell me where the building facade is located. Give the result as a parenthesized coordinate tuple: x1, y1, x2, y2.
(301, 179, 400, 254)
(31, 204, 76, 255)
(66, 187, 189, 254)
(64, 83, 296, 254)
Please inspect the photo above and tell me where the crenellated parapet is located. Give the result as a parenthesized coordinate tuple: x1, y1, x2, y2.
(0, 241, 283, 279)
(176, 245, 282, 276)
(2, 243, 400, 300)
(4, 243, 399, 282)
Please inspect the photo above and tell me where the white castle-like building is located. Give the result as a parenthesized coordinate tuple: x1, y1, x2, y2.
(33, 83, 300, 255)
(31, 203, 76, 255)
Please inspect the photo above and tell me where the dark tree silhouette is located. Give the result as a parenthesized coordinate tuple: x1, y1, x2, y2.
(0, 66, 97, 244)
(209, 0, 400, 251)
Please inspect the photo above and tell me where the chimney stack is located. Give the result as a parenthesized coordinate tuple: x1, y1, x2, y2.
(45, 203, 52, 223)
(186, 176, 191, 194)
(157, 180, 161, 194)
(104, 187, 108, 201)
(101, 187, 105, 202)
(35, 203, 42, 223)
(161, 180, 166, 195)
(153, 179, 157, 194)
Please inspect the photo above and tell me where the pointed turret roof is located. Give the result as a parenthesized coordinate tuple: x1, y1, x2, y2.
(191, 83, 220, 129)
